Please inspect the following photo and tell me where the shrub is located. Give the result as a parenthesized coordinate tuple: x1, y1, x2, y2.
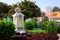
(57, 23, 60, 33)
(24, 20, 35, 30)
(0, 20, 15, 40)
(27, 30, 47, 34)
(39, 21, 47, 29)
(58, 27, 60, 33)
(42, 16, 49, 21)
(40, 20, 58, 34)
(32, 17, 38, 28)
(46, 20, 58, 34)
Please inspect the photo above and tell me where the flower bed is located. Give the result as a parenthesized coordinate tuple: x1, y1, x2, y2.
(27, 34, 59, 40)
(12, 33, 59, 40)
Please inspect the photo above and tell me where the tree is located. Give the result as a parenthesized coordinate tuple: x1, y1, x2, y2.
(52, 7, 60, 12)
(0, 2, 10, 18)
(8, 0, 41, 19)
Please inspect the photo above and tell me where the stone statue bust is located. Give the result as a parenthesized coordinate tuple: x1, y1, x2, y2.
(15, 3, 21, 13)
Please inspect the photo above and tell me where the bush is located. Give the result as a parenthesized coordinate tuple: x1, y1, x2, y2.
(24, 20, 35, 30)
(0, 20, 15, 40)
(46, 20, 58, 34)
(58, 27, 60, 33)
(40, 20, 58, 34)
(42, 16, 49, 21)
(57, 23, 60, 33)
(32, 17, 38, 28)
(27, 30, 47, 34)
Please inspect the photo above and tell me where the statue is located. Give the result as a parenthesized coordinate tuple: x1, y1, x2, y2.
(13, 2, 26, 33)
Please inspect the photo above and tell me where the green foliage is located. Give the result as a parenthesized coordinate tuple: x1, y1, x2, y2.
(8, 0, 41, 19)
(39, 16, 49, 28)
(40, 20, 58, 34)
(21, 1, 41, 18)
(46, 20, 58, 34)
(27, 30, 47, 34)
(0, 20, 15, 40)
(39, 21, 43, 28)
(0, 2, 10, 18)
(42, 16, 49, 21)
(8, 5, 15, 18)
(32, 17, 38, 28)
(24, 20, 35, 30)
(57, 23, 60, 33)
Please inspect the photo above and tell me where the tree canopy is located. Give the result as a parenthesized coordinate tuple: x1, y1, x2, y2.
(52, 7, 60, 12)
(8, 0, 41, 19)
(0, 2, 10, 18)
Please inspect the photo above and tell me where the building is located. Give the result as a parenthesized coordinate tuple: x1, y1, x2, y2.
(46, 11, 60, 23)
(46, 6, 52, 16)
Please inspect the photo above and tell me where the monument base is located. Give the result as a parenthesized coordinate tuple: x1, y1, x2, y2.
(16, 27, 26, 33)
(16, 30, 27, 34)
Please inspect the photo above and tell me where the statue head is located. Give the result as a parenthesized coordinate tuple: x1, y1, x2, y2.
(15, 2, 21, 13)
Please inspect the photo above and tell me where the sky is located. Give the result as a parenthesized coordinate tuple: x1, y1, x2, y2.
(0, 0, 60, 12)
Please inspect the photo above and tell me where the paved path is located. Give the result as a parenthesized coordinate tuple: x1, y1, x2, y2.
(57, 34, 60, 40)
